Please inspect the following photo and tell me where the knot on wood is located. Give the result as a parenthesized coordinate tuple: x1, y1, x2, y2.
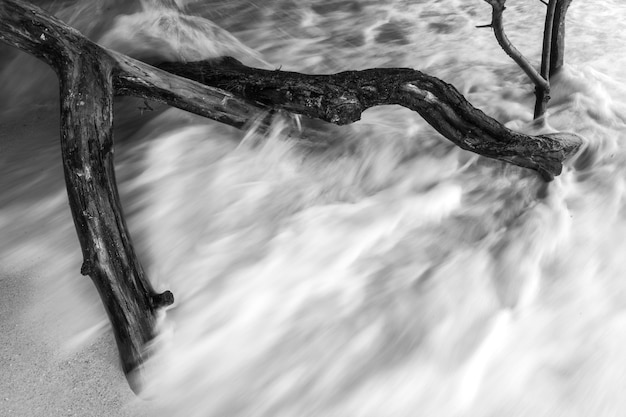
(151, 290, 175, 309)
(80, 260, 93, 276)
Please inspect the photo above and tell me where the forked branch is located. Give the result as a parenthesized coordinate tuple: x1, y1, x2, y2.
(549, 0, 573, 77)
(153, 58, 581, 179)
(483, 0, 550, 92)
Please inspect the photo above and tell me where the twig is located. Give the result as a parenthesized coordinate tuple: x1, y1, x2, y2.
(483, 0, 550, 92)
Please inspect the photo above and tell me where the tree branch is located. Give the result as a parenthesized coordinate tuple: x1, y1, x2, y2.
(549, 0, 573, 77)
(111, 50, 266, 129)
(0, 0, 174, 393)
(154, 57, 580, 179)
(483, 0, 550, 92)
(534, 0, 558, 118)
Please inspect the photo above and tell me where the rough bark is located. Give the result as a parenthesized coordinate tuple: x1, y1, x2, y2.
(155, 57, 580, 180)
(0, 0, 174, 393)
(0, 0, 582, 392)
(483, 0, 550, 93)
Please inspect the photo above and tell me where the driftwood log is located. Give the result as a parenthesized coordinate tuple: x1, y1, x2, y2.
(154, 57, 581, 179)
(0, 0, 581, 391)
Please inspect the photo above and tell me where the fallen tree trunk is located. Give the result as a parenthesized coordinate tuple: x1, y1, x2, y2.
(0, 0, 582, 392)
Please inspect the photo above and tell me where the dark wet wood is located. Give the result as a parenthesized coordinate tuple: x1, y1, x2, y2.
(549, 0, 573, 77)
(483, 0, 574, 119)
(156, 57, 581, 179)
(0, 0, 173, 393)
(535, 0, 558, 119)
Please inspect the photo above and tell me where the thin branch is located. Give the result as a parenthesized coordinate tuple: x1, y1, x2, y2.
(483, 0, 550, 92)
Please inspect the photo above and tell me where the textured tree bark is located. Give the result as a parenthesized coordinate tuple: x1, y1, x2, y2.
(536, 0, 574, 116)
(155, 57, 581, 180)
(0, 0, 582, 392)
(110, 49, 265, 129)
(0, 0, 173, 393)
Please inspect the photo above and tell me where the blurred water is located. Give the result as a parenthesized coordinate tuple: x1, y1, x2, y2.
(2, 1, 626, 416)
